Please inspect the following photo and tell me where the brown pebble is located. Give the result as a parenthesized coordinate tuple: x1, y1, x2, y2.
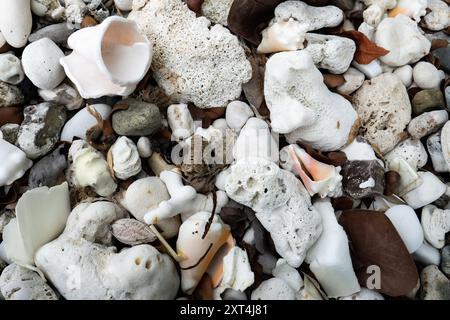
(332, 196, 354, 211)
(81, 15, 98, 28)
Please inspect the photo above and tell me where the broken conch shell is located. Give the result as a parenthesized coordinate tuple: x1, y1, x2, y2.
(60, 16, 152, 99)
(280, 145, 343, 198)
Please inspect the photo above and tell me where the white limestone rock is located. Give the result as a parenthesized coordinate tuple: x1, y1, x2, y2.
(423, 0, 450, 31)
(201, 0, 233, 25)
(385, 138, 428, 170)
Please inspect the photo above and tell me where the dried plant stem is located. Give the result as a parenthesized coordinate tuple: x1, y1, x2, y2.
(148, 224, 182, 262)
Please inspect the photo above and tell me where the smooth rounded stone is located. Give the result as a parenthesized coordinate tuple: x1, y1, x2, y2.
(385, 138, 428, 170)
(412, 89, 445, 116)
(413, 62, 445, 90)
(352, 73, 411, 155)
(403, 172, 447, 209)
(128, 0, 252, 108)
(0, 82, 24, 107)
(28, 23, 75, 45)
(442, 246, 450, 277)
(39, 83, 84, 111)
(393, 65, 413, 88)
(374, 15, 431, 67)
(137, 137, 152, 158)
(112, 99, 162, 136)
(61, 104, 111, 142)
(0, 0, 32, 48)
(0, 53, 24, 85)
(28, 145, 67, 188)
(21, 38, 66, 90)
(413, 241, 441, 266)
(17, 102, 67, 159)
(337, 67, 365, 95)
(0, 123, 19, 145)
(427, 131, 448, 172)
(423, 0, 450, 31)
(352, 60, 382, 79)
(226, 101, 253, 130)
(408, 110, 448, 140)
(114, 0, 133, 11)
(341, 160, 385, 199)
(432, 47, 450, 73)
(110, 136, 142, 180)
(0, 263, 58, 300)
(420, 265, 450, 300)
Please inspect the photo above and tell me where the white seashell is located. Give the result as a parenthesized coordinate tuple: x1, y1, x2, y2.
(394, 65, 413, 87)
(22, 38, 65, 90)
(225, 101, 253, 130)
(384, 205, 424, 253)
(35, 200, 180, 299)
(305, 198, 360, 298)
(440, 121, 450, 171)
(413, 62, 445, 90)
(352, 59, 383, 79)
(60, 16, 152, 99)
(264, 50, 358, 151)
(412, 241, 441, 265)
(67, 140, 117, 197)
(214, 246, 254, 299)
(137, 137, 152, 158)
(114, 0, 133, 11)
(385, 138, 428, 170)
(388, 157, 423, 196)
(421, 205, 450, 249)
(427, 131, 448, 172)
(110, 136, 142, 180)
(177, 211, 232, 294)
(0, 53, 24, 85)
(0, 139, 33, 187)
(403, 172, 447, 209)
(423, 0, 450, 31)
(0, 182, 70, 266)
(408, 110, 448, 140)
(280, 144, 343, 198)
(337, 67, 365, 95)
(389, 0, 427, 21)
(38, 83, 84, 110)
(374, 15, 431, 67)
(61, 104, 111, 142)
(167, 104, 195, 141)
(0, 0, 32, 48)
(304, 33, 356, 74)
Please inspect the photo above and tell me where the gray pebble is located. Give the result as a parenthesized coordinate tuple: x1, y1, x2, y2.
(442, 246, 450, 277)
(28, 23, 76, 46)
(0, 123, 19, 145)
(112, 98, 161, 136)
(17, 102, 66, 159)
(433, 47, 450, 73)
(445, 86, 450, 109)
(420, 265, 450, 300)
(412, 89, 445, 115)
(28, 144, 67, 188)
(0, 82, 24, 107)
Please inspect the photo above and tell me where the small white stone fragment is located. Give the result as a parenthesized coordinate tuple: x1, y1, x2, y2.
(427, 131, 448, 172)
(403, 172, 447, 209)
(352, 60, 383, 79)
(114, 0, 133, 11)
(413, 241, 441, 265)
(38, 83, 84, 110)
(413, 62, 445, 90)
(340, 136, 378, 161)
(0, 53, 24, 85)
(394, 65, 413, 87)
(408, 110, 448, 140)
(337, 67, 365, 95)
(137, 137, 152, 158)
(423, 0, 450, 31)
(0, 139, 33, 187)
(110, 136, 142, 180)
(225, 101, 254, 130)
(421, 205, 450, 249)
(167, 104, 195, 141)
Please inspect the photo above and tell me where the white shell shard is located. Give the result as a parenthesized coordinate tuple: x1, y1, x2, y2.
(421, 205, 450, 249)
(0, 139, 33, 187)
(403, 172, 446, 209)
(374, 14, 431, 67)
(110, 136, 142, 180)
(22, 38, 66, 90)
(0, 53, 24, 85)
(0, 182, 70, 266)
(384, 205, 424, 253)
(0, 0, 32, 48)
(408, 110, 448, 140)
(61, 104, 112, 142)
(413, 62, 445, 90)
(128, 0, 251, 108)
(280, 144, 343, 198)
(427, 131, 448, 173)
(167, 104, 195, 141)
(388, 157, 423, 196)
(304, 33, 356, 74)
(337, 67, 365, 95)
(225, 101, 253, 130)
(35, 200, 180, 299)
(390, 0, 427, 21)
(177, 211, 232, 294)
(423, 0, 450, 31)
(67, 140, 117, 197)
(305, 198, 360, 298)
(264, 50, 358, 151)
(384, 138, 428, 170)
(60, 16, 152, 99)
(214, 246, 254, 299)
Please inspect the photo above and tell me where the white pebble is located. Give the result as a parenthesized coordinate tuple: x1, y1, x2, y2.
(413, 62, 444, 89)
(137, 137, 152, 158)
(225, 101, 254, 130)
(352, 60, 382, 79)
(394, 65, 413, 88)
(0, 53, 24, 85)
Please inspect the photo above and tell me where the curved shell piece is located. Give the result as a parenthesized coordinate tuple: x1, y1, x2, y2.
(280, 144, 343, 198)
(421, 205, 450, 249)
(60, 16, 152, 99)
(0, 0, 32, 48)
(177, 211, 232, 294)
(110, 136, 142, 180)
(0, 138, 33, 187)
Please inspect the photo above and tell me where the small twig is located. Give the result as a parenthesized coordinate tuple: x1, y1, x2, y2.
(148, 224, 182, 262)
(202, 189, 217, 239)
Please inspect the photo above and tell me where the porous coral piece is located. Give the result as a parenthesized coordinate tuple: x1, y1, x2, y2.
(128, 0, 252, 108)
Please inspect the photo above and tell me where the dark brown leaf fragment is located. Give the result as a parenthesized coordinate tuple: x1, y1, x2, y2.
(341, 30, 390, 65)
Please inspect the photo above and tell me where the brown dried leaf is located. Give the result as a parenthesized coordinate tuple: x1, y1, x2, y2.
(188, 105, 226, 128)
(341, 30, 390, 65)
(323, 74, 346, 89)
(297, 142, 348, 167)
(0, 107, 24, 126)
(339, 210, 419, 297)
(81, 15, 98, 28)
(111, 218, 156, 246)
